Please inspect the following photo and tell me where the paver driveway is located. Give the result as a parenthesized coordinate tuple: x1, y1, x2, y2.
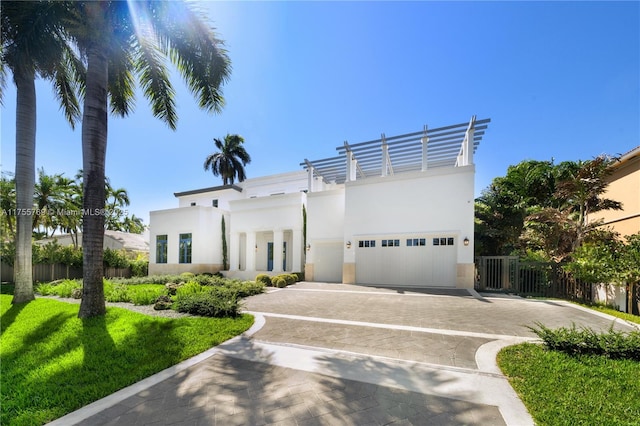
(54, 282, 636, 426)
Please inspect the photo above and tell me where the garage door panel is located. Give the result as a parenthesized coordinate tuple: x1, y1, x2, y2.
(355, 236, 456, 287)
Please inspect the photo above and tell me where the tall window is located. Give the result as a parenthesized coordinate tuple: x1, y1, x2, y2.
(179, 233, 192, 264)
(156, 235, 168, 263)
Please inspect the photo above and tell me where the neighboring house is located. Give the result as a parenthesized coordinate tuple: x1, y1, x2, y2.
(37, 230, 150, 253)
(593, 146, 640, 237)
(149, 117, 490, 289)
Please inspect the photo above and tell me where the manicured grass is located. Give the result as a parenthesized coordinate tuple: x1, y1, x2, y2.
(575, 302, 640, 325)
(498, 342, 640, 426)
(0, 295, 253, 425)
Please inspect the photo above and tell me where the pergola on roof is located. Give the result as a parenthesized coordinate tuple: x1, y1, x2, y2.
(301, 116, 490, 184)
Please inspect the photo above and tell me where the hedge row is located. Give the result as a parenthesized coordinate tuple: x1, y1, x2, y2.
(530, 322, 640, 361)
(255, 273, 302, 288)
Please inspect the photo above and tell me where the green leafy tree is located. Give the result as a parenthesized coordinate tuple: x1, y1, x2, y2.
(617, 233, 640, 314)
(69, 1, 230, 318)
(526, 156, 622, 261)
(475, 160, 577, 256)
(1, 1, 83, 304)
(204, 134, 251, 185)
(564, 239, 620, 284)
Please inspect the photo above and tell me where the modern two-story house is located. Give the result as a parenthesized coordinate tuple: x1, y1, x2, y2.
(148, 116, 490, 289)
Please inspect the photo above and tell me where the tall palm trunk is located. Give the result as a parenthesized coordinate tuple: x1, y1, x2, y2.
(78, 44, 109, 318)
(12, 70, 36, 304)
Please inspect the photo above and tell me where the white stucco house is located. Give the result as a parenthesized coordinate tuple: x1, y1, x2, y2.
(149, 116, 490, 289)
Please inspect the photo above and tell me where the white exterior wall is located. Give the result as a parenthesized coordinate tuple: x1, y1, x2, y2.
(177, 188, 243, 210)
(149, 206, 224, 275)
(305, 188, 345, 282)
(242, 171, 308, 198)
(593, 283, 627, 312)
(343, 166, 476, 287)
(227, 192, 306, 280)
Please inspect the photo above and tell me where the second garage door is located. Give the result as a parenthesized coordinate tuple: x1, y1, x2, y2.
(355, 235, 457, 287)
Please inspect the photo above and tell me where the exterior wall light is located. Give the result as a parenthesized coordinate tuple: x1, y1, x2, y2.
(346, 241, 352, 249)
(255, 244, 258, 251)
(306, 244, 311, 251)
(463, 237, 470, 246)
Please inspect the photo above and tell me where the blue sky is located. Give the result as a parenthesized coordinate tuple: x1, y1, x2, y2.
(1, 1, 638, 225)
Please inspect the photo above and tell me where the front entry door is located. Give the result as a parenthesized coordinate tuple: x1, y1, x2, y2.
(267, 241, 287, 272)
(267, 242, 274, 271)
(282, 241, 287, 271)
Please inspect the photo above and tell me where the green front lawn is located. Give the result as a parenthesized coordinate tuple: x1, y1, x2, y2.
(575, 302, 640, 325)
(0, 295, 253, 425)
(498, 343, 640, 426)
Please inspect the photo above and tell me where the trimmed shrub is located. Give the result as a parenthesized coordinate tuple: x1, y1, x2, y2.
(283, 274, 297, 285)
(173, 288, 240, 317)
(224, 280, 264, 298)
(255, 274, 272, 287)
(271, 276, 287, 288)
(530, 322, 640, 361)
(294, 272, 304, 282)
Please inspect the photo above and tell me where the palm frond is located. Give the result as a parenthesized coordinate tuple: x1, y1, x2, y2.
(108, 38, 136, 117)
(0, 60, 6, 106)
(133, 37, 177, 129)
(149, 1, 230, 113)
(51, 48, 82, 129)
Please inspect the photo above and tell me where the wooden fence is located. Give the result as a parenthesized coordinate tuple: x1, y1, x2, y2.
(475, 258, 640, 314)
(475, 256, 593, 304)
(1, 262, 130, 283)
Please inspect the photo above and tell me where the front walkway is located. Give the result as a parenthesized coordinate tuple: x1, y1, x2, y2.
(49, 282, 636, 426)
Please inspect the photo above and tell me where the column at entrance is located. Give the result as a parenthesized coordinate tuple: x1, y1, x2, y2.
(229, 232, 239, 271)
(273, 230, 284, 273)
(246, 232, 256, 271)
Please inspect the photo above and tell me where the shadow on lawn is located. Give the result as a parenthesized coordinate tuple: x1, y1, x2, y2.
(81, 314, 117, 371)
(0, 301, 27, 334)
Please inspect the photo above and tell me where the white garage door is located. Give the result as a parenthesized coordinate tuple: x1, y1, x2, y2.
(355, 235, 457, 287)
(313, 242, 343, 283)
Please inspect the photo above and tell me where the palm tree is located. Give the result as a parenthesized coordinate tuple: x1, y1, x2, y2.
(104, 180, 130, 231)
(1, 1, 82, 304)
(204, 134, 251, 185)
(121, 215, 146, 235)
(70, 1, 230, 318)
(34, 168, 75, 237)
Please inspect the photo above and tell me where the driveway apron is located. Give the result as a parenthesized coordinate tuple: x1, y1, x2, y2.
(51, 282, 636, 426)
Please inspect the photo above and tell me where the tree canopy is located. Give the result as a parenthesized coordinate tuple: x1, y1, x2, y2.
(475, 156, 623, 262)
